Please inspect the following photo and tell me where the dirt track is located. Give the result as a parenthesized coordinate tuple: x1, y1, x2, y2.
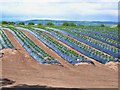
(0, 29, 118, 88)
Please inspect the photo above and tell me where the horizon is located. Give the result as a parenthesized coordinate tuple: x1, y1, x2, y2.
(0, 0, 118, 22)
(0, 19, 119, 23)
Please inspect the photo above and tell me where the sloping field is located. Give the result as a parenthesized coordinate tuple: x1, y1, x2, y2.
(0, 25, 119, 88)
(1, 48, 118, 88)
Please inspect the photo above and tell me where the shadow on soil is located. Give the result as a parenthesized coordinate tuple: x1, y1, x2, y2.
(1, 84, 118, 90)
(0, 78, 15, 86)
(0, 78, 118, 90)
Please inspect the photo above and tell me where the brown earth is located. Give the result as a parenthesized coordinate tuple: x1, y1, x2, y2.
(0, 29, 119, 88)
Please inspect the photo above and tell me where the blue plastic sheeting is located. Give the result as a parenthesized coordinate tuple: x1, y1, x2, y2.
(49, 33, 107, 63)
(0, 30, 14, 49)
(34, 28, 112, 64)
(0, 34, 7, 48)
(85, 30, 119, 41)
(69, 29, 120, 48)
(47, 27, 119, 58)
(5, 28, 59, 64)
(79, 28, 118, 35)
(24, 28, 94, 65)
(0, 36, 8, 48)
(72, 31, 119, 48)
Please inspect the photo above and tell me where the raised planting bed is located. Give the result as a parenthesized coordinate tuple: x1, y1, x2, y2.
(47, 27, 119, 58)
(69, 29, 119, 48)
(19, 27, 94, 65)
(0, 29, 14, 49)
(5, 26, 60, 65)
(33, 27, 119, 64)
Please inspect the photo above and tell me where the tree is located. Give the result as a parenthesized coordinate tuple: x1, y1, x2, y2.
(69, 22, 76, 26)
(62, 22, 69, 26)
(1, 21, 8, 24)
(8, 22, 15, 25)
(117, 24, 120, 28)
(18, 22, 25, 25)
(62, 22, 76, 26)
(38, 23, 42, 26)
(100, 24, 105, 27)
(1, 21, 15, 25)
(46, 22, 54, 26)
(28, 22, 34, 25)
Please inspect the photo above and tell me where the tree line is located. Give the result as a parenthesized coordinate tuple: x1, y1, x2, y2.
(1, 21, 77, 26)
(1, 21, 118, 27)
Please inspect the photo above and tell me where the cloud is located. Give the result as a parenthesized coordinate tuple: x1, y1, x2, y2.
(0, 0, 118, 21)
(1, 0, 119, 3)
(67, 2, 118, 15)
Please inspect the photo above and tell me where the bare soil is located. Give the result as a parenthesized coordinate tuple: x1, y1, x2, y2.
(0, 29, 118, 88)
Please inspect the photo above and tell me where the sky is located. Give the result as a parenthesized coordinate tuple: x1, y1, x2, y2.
(0, 0, 119, 22)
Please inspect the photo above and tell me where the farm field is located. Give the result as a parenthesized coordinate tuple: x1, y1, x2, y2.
(0, 24, 119, 89)
(1, 0, 119, 89)
(1, 25, 120, 65)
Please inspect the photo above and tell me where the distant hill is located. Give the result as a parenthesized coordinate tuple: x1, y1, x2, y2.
(16, 19, 118, 26)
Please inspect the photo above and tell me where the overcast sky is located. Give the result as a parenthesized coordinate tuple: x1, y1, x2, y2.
(0, 0, 119, 21)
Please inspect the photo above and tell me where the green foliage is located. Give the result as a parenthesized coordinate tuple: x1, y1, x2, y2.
(1, 21, 15, 25)
(62, 22, 76, 26)
(77, 25, 85, 29)
(117, 24, 120, 28)
(28, 22, 34, 25)
(37, 23, 42, 26)
(62, 22, 69, 26)
(18, 22, 25, 25)
(1, 21, 8, 24)
(100, 24, 105, 27)
(46, 22, 54, 26)
(8, 22, 15, 25)
(69, 22, 76, 26)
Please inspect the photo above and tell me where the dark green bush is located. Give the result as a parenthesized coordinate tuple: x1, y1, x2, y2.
(28, 22, 34, 25)
(46, 22, 54, 26)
